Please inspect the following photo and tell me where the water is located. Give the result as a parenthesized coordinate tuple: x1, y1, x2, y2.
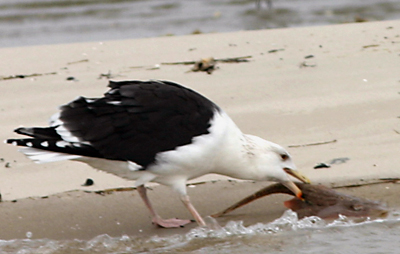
(1, 0, 400, 47)
(1, 210, 399, 254)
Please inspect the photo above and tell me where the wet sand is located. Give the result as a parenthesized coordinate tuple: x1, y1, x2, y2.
(0, 20, 399, 240)
(0, 181, 399, 240)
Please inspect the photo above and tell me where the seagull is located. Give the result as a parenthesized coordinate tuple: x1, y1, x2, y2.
(6, 80, 310, 228)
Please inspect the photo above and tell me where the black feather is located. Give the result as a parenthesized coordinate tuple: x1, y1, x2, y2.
(8, 80, 220, 169)
(6, 138, 103, 158)
(14, 127, 61, 139)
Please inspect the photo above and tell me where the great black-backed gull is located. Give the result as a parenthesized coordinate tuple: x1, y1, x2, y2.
(6, 80, 310, 228)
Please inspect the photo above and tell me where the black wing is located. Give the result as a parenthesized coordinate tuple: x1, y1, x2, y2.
(11, 80, 219, 168)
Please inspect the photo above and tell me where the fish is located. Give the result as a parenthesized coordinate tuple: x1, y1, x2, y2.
(212, 182, 388, 219)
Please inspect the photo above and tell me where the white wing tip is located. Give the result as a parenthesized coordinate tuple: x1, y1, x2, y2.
(19, 147, 82, 163)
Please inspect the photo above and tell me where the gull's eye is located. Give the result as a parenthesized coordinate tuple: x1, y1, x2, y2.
(280, 154, 289, 161)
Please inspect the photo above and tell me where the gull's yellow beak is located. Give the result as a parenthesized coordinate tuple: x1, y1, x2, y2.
(282, 168, 311, 200)
(283, 168, 311, 184)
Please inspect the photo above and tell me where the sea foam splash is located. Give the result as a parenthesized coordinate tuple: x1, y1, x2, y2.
(1, 210, 399, 254)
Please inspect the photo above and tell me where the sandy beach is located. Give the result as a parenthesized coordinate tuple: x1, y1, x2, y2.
(0, 20, 399, 240)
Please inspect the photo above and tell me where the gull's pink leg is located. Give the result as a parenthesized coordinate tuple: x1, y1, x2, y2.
(180, 194, 206, 227)
(137, 185, 192, 228)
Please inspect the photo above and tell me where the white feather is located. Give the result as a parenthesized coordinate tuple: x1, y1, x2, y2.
(106, 101, 122, 105)
(49, 112, 62, 126)
(40, 141, 49, 147)
(50, 112, 91, 145)
(128, 161, 142, 171)
(19, 147, 81, 163)
(55, 125, 81, 142)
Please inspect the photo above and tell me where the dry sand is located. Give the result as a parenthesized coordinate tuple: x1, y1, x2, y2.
(0, 20, 399, 240)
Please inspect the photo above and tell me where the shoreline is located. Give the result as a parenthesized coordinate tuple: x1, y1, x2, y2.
(0, 180, 399, 240)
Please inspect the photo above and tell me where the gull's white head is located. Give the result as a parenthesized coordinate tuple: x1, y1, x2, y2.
(242, 135, 310, 199)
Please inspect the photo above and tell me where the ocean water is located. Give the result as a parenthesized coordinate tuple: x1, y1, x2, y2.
(1, 0, 400, 47)
(1, 210, 400, 254)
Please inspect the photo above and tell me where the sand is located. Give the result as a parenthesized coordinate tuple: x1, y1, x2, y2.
(0, 20, 399, 240)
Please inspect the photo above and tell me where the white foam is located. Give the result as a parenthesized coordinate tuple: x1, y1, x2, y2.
(0, 211, 399, 254)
